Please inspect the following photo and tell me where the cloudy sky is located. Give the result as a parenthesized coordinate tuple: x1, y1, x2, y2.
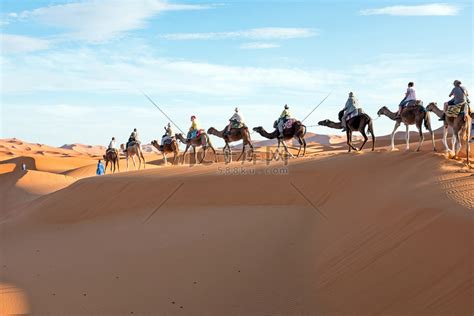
(1, 0, 472, 146)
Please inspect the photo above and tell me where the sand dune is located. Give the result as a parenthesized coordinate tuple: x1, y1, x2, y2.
(0, 132, 472, 315)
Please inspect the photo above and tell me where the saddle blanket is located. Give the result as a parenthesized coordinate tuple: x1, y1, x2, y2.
(446, 102, 470, 118)
(284, 118, 297, 129)
(345, 108, 365, 121)
(161, 136, 174, 145)
(231, 121, 245, 128)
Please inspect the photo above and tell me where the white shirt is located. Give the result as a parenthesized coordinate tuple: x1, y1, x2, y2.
(108, 140, 116, 149)
(230, 112, 244, 123)
(406, 87, 416, 101)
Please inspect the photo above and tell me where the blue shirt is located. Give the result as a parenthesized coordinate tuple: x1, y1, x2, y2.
(96, 163, 105, 175)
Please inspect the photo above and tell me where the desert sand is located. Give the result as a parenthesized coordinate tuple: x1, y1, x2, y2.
(0, 133, 472, 315)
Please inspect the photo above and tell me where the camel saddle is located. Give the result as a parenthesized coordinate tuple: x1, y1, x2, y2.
(403, 100, 423, 108)
(230, 121, 246, 129)
(283, 118, 297, 129)
(106, 148, 118, 154)
(338, 108, 365, 122)
(162, 136, 174, 145)
(446, 102, 470, 118)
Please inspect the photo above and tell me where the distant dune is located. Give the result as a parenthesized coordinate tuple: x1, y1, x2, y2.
(0, 130, 472, 315)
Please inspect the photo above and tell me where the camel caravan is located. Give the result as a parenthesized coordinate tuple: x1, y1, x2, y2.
(100, 80, 472, 174)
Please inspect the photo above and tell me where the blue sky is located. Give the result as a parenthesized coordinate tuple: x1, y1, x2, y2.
(1, 0, 472, 146)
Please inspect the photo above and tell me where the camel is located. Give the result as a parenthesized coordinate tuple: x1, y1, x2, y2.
(103, 149, 120, 174)
(207, 126, 254, 162)
(120, 142, 146, 170)
(426, 102, 471, 163)
(175, 132, 217, 164)
(151, 138, 179, 165)
(377, 104, 436, 152)
(252, 120, 306, 158)
(318, 110, 375, 152)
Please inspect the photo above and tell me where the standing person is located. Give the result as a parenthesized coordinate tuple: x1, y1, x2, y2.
(277, 104, 291, 138)
(397, 82, 416, 117)
(224, 107, 245, 136)
(341, 92, 358, 132)
(440, 80, 470, 121)
(96, 160, 105, 176)
(21, 163, 27, 171)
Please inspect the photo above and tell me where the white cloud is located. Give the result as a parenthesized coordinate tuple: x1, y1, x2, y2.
(360, 3, 460, 16)
(1, 47, 347, 96)
(13, 0, 212, 42)
(161, 27, 318, 40)
(240, 42, 280, 49)
(0, 34, 50, 53)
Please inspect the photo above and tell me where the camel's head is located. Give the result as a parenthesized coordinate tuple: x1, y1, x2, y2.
(252, 126, 264, 134)
(175, 133, 185, 143)
(207, 127, 216, 135)
(377, 106, 388, 117)
(425, 102, 437, 112)
(103, 154, 106, 160)
(318, 119, 330, 126)
(151, 140, 158, 147)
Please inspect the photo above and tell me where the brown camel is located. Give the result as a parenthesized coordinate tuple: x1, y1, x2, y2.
(252, 120, 306, 158)
(377, 105, 435, 152)
(426, 102, 471, 163)
(175, 132, 217, 164)
(103, 149, 120, 174)
(151, 138, 179, 165)
(120, 142, 146, 170)
(318, 111, 375, 152)
(207, 126, 254, 162)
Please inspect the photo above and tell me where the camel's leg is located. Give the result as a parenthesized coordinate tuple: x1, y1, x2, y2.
(281, 139, 294, 158)
(126, 155, 129, 171)
(346, 131, 352, 152)
(224, 143, 232, 162)
(181, 145, 190, 164)
(405, 124, 411, 151)
(210, 144, 218, 162)
(162, 152, 167, 165)
(104, 160, 108, 174)
(199, 146, 206, 164)
(390, 122, 401, 151)
(237, 143, 246, 162)
(296, 137, 303, 157)
(248, 143, 255, 161)
(430, 129, 436, 152)
(131, 155, 137, 170)
(173, 148, 178, 165)
(441, 125, 449, 152)
(274, 140, 281, 160)
(346, 130, 358, 152)
(359, 129, 368, 151)
(193, 146, 197, 164)
(304, 138, 307, 156)
(416, 124, 424, 152)
(117, 157, 120, 172)
(140, 150, 145, 169)
(467, 125, 471, 166)
(454, 130, 462, 157)
(451, 130, 456, 153)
